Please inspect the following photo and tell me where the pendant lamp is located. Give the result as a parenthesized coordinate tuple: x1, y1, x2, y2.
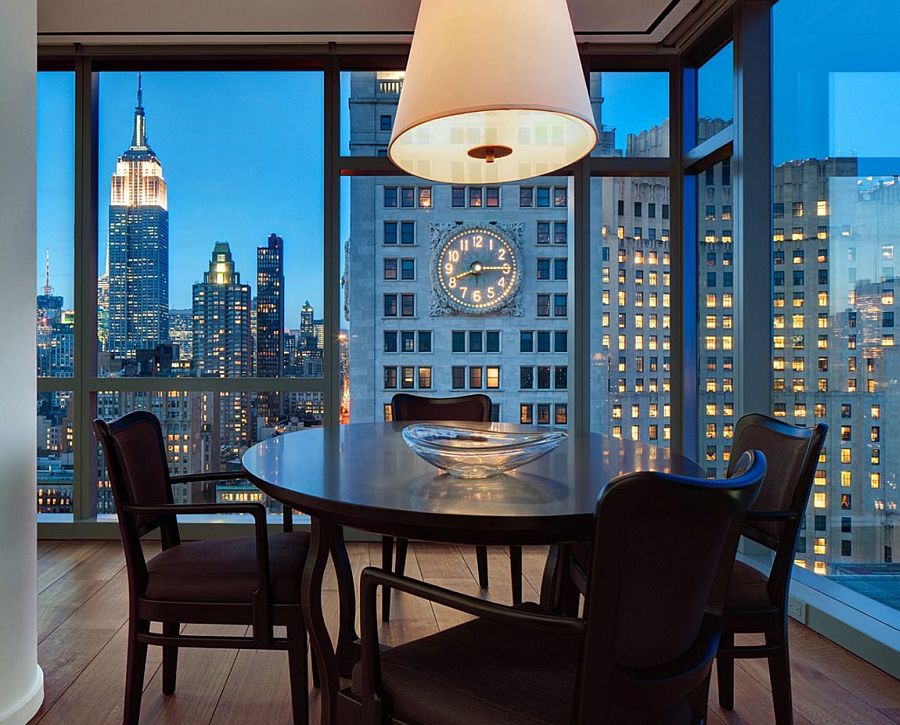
(388, 0, 597, 184)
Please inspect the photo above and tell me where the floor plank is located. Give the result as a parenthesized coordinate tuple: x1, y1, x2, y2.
(140, 624, 246, 724)
(37, 541, 107, 593)
(31, 540, 898, 725)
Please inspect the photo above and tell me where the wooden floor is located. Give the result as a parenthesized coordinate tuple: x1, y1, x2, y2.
(30, 540, 900, 725)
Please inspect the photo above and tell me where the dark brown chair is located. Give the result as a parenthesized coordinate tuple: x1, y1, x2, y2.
(384, 393, 525, 620)
(716, 414, 828, 725)
(92, 412, 311, 725)
(339, 451, 766, 725)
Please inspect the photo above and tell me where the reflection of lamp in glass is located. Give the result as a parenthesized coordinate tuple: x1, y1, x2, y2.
(389, 0, 597, 184)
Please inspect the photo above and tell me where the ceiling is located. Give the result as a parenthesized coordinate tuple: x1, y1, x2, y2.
(38, 0, 703, 45)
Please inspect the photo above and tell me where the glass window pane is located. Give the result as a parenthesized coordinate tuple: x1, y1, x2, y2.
(589, 72, 669, 157)
(697, 159, 735, 475)
(697, 42, 734, 143)
(341, 72, 571, 424)
(37, 391, 74, 518)
(590, 176, 670, 444)
(341, 70, 404, 156)
(774, 0, 900, 611)
(37, 71, 75, 379)
(97, 71, 324, 380)
(343, 172, 571, 422)
(95, 390, 323, 517)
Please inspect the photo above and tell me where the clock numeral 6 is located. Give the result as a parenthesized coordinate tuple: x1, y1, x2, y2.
(472, 290, 482, 303)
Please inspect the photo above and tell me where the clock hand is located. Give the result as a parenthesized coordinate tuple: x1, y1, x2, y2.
(477, 265, 510, 271)
(454, 270, 475, 279)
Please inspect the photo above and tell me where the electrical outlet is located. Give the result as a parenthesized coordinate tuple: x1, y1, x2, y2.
(788, 597, 807, 623)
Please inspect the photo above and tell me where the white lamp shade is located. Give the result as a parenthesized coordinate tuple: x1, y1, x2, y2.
(389, 0, 598, 184)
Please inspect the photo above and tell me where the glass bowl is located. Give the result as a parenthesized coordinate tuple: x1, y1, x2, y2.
(401, 424, 568, 478)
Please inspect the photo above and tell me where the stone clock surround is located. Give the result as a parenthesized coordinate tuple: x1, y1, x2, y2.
(429, 221, 525, 318)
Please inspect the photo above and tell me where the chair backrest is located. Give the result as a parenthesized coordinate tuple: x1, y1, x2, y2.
(726, 413, 827, 602)
(577, 451, 765, 715)
(92, 412, 181, 586)
(390, 393, 492, 423)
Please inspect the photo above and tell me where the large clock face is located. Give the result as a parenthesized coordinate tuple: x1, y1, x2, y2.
(435, 227, 519, 313)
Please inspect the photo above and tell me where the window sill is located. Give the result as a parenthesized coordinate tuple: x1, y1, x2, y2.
(37, 515, 385, 542)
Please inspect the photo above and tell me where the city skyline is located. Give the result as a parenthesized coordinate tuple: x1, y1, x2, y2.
(38, 70, 327, 321)
(37, 50, 899, 315)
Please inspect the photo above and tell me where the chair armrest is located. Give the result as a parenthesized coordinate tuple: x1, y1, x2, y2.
(169, 470, 246, 485)
(355, 566, 584, 720)
(122, 502, 273, 643)
(745, 511, 800, 522)
(363, 567, 586, 635)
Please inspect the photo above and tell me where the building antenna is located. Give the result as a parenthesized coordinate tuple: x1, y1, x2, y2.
(43, 248, 53, 296)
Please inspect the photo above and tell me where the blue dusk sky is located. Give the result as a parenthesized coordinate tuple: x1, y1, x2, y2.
(35, 0, 900, 312)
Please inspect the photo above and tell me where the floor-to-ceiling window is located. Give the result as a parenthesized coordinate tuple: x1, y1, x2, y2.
(772, 0, 900, 612)
(340, 69, 575, 428)
(588, 71, 673, 443)
(36, 69, 75, 518)
(35, 67, 326, 521)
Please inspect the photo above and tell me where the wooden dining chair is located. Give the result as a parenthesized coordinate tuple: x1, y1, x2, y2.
(716, 414, 828, 725)
(92, 411, 311, 725)
(338, 451, 766, 725)
(384, 392, 525, 620)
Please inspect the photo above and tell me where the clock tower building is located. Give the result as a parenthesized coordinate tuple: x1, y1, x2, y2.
(345, 71, 576, 426)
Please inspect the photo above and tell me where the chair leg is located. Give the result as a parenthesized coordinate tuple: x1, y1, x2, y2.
(767, 632, 794, 725)
(475, 545, 490, 589)
(716, 631, 735, 710)
(311, 653, 320, 689)
(688, 673, 713, 725)
(161, 621, 179, 695)
(381, 535, 394, 622)
(286, 618, 310, 725)
(395, 537, 409, 578)
(509, 546, 523, 605)
(124, 618, 150, 725)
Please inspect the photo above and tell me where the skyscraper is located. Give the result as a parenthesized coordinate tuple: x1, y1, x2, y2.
(257, 233, 285, 428)
(192, 242, 252, 457)
(107, 73, 169, 357)
(299, 300, 315, 348)
(346, 71, 574, 425)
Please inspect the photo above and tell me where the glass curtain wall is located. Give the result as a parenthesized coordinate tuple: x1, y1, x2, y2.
(340, 71, 573, 427)
(37, 70, 75, 517)
(773, 0, 899, 611)
(588, 72, 672, 441)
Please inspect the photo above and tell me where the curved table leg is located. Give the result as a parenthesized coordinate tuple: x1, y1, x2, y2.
(331, 525, 360, 677)
(302, 517, 339, 725)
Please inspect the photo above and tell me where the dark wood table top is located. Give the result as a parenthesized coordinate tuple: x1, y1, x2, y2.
(242, 421, 704, 545)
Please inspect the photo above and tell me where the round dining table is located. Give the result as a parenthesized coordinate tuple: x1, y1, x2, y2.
(241, 421, 704, 724)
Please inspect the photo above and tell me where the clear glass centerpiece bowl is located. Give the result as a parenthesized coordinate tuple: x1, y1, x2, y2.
(401, 424, 568, 479)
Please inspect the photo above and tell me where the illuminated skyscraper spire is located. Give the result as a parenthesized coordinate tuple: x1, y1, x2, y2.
(42, 248, 53, 296)
(131, 72, 147, 149)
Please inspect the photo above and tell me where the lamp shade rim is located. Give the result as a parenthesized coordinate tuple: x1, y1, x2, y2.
(388, 105, 599, 183)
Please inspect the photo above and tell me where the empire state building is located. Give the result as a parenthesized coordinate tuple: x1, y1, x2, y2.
(107, 73, 169, 357)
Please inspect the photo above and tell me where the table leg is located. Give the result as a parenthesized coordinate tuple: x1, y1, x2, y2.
(302, 518, 338, 725)
(331, 525, 360, 678)
(540, 543, 581, 616)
